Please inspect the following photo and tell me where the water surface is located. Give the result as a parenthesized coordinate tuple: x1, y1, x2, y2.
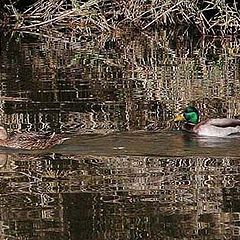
(56, 131, 240, 157)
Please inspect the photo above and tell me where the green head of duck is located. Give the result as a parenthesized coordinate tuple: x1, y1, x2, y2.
(175, 106, 199, 125)
(183, 106, 199, 124)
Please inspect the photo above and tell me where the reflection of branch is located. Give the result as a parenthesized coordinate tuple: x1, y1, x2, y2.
(0, 97, 29, 102)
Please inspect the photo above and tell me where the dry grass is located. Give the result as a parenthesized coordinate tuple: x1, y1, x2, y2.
(1, 0, 240, 36)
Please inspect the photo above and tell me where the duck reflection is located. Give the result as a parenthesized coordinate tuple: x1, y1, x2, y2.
(180, 131, 239, 148)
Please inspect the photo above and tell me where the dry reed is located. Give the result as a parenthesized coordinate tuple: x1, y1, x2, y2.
(1, 0, 239, 36)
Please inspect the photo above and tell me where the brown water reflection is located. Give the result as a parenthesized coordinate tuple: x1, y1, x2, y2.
(0, 32, 240, 135)
(0, 153, 239, 239)
(0, 31, 240, 239)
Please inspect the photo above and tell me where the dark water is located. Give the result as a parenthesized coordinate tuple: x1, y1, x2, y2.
(0, 31, 240, 239)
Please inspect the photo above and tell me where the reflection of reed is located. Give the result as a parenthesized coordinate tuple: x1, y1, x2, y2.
(0, 153, 239, 239)
(0, 34, 240, 134)
(1, 153, 238, 204)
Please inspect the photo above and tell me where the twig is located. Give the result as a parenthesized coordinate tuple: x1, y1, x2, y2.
(142, 1, 184, 30)
(16, 9, 76, 30)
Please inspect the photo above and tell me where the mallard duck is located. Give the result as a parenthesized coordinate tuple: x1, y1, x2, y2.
(174, 106, 240, 137)
(0, 126, 69, 150)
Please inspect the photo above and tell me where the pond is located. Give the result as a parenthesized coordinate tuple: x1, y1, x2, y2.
(0, 31, 240, 239)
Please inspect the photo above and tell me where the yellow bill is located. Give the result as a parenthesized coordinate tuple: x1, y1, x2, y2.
(174, 113, 185, 122)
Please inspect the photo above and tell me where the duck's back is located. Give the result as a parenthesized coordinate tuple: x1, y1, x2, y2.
(208, 118, 240, 127)
(2, 132, 67, 150)
(194, 118, 240, 137)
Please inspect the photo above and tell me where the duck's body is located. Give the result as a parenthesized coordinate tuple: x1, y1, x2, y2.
(175, 107, 240, 137)
(0, 126, 68, 150)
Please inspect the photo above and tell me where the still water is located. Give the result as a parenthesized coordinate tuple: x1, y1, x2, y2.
(0, 31, 240, 239)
